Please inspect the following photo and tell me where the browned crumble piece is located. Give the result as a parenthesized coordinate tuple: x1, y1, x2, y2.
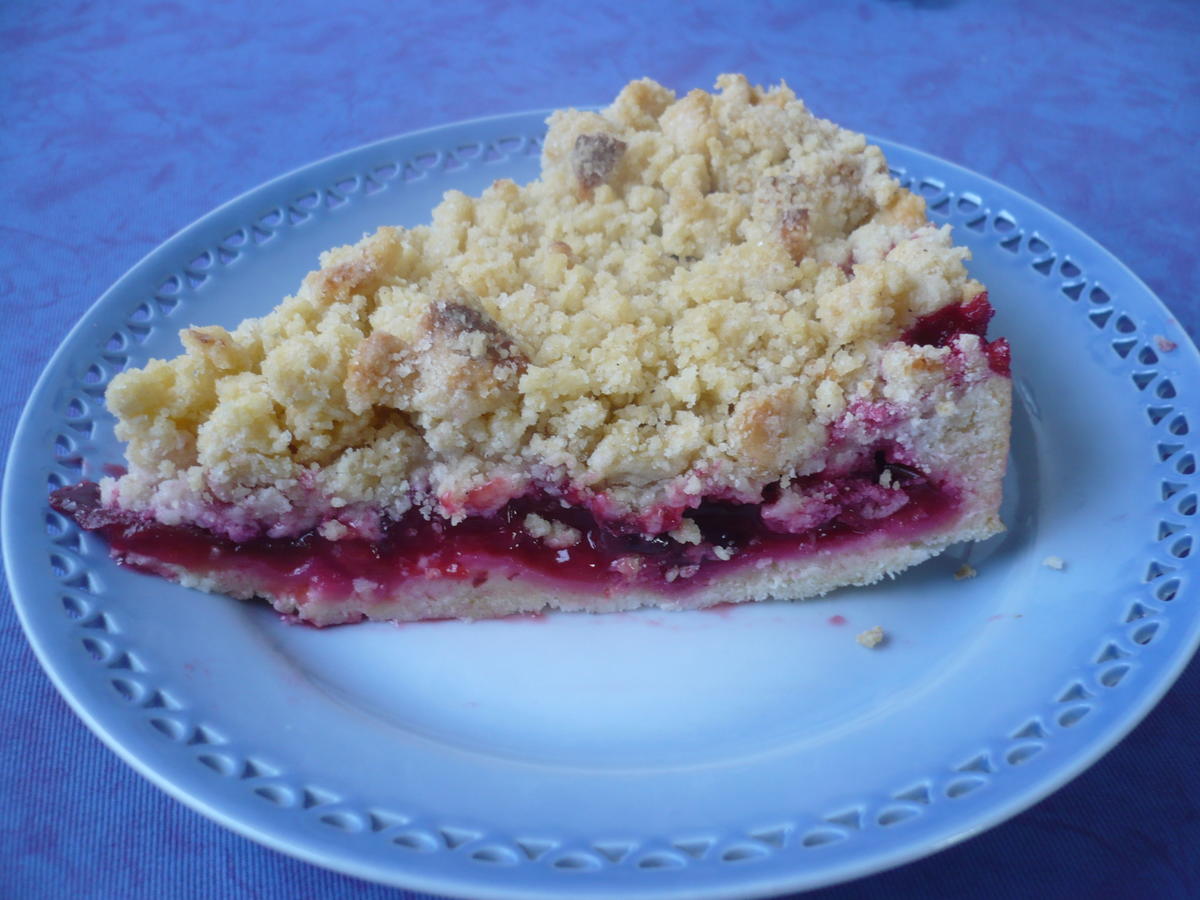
(954, 563, 977, 580)
(548, 240, 577, 267)
(1155, 335, 1177, 353)
(571, 132, 627, 191)
(779, 208, 811, 264)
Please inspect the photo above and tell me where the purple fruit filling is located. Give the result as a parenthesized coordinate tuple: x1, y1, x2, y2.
(50, 448, 960, 605)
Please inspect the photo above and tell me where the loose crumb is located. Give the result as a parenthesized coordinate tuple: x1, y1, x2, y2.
(954, 563, 977, 580)
(857, 625, 886, 648)
(1155, 335, 1177, 353)
(1042, 555, 1066, 570)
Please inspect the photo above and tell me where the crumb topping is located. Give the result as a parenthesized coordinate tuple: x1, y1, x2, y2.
(104, 74, 996, 539)
(1042, 555, 1066, 570)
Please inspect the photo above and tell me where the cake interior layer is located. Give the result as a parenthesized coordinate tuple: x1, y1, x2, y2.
(51, 448, 962, 609)
(901, 292, 1010, 377)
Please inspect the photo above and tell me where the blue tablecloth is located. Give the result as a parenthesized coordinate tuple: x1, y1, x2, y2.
(3, 1, 1198, 897)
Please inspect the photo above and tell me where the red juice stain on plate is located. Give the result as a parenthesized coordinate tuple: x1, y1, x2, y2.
(702, 602, 740, 618)
(390, 617, 455, 629)
(828, 614, 847, 626)
(485, 611, 550, 625)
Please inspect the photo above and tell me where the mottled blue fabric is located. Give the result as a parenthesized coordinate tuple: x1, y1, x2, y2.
(2, 1, 1199, 898)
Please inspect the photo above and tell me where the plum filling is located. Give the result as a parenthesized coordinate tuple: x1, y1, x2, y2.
(50, 449, 960, 606)
(902, 292, 1011, 377)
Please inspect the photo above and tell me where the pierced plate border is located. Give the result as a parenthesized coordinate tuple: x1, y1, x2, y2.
(7, 115, 1200, 899)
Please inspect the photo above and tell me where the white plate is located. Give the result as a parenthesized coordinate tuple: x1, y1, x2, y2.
(6, 113, 1200, 899)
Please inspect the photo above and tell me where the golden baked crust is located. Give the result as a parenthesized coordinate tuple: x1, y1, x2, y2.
(103, 74, 1005, 554)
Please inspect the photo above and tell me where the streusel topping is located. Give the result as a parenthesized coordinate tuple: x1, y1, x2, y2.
(105, 74, 987, 539)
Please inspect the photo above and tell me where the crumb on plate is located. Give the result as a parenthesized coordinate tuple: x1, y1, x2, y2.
(1155, 335, 1177, 352)
(857, 625, 886, 648)
(954, 563, 977, 580)
(1042, 555, 1066, 570)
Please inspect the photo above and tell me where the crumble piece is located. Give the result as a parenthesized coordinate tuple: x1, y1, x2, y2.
(668, 519, 703, 545)
(1042, 556, 1066, 571)
(857, 626, 886, 648)
(571, 132, 627, 192)
(522, 513, 582, 549)
(954, 563, 977, 580)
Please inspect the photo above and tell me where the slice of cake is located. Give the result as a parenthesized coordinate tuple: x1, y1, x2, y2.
(53, 75, 1011, 625)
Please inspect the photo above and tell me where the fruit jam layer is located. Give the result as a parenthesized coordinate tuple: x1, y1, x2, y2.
(51, 453, 961, 606)
(902, 292, 1011, 377)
